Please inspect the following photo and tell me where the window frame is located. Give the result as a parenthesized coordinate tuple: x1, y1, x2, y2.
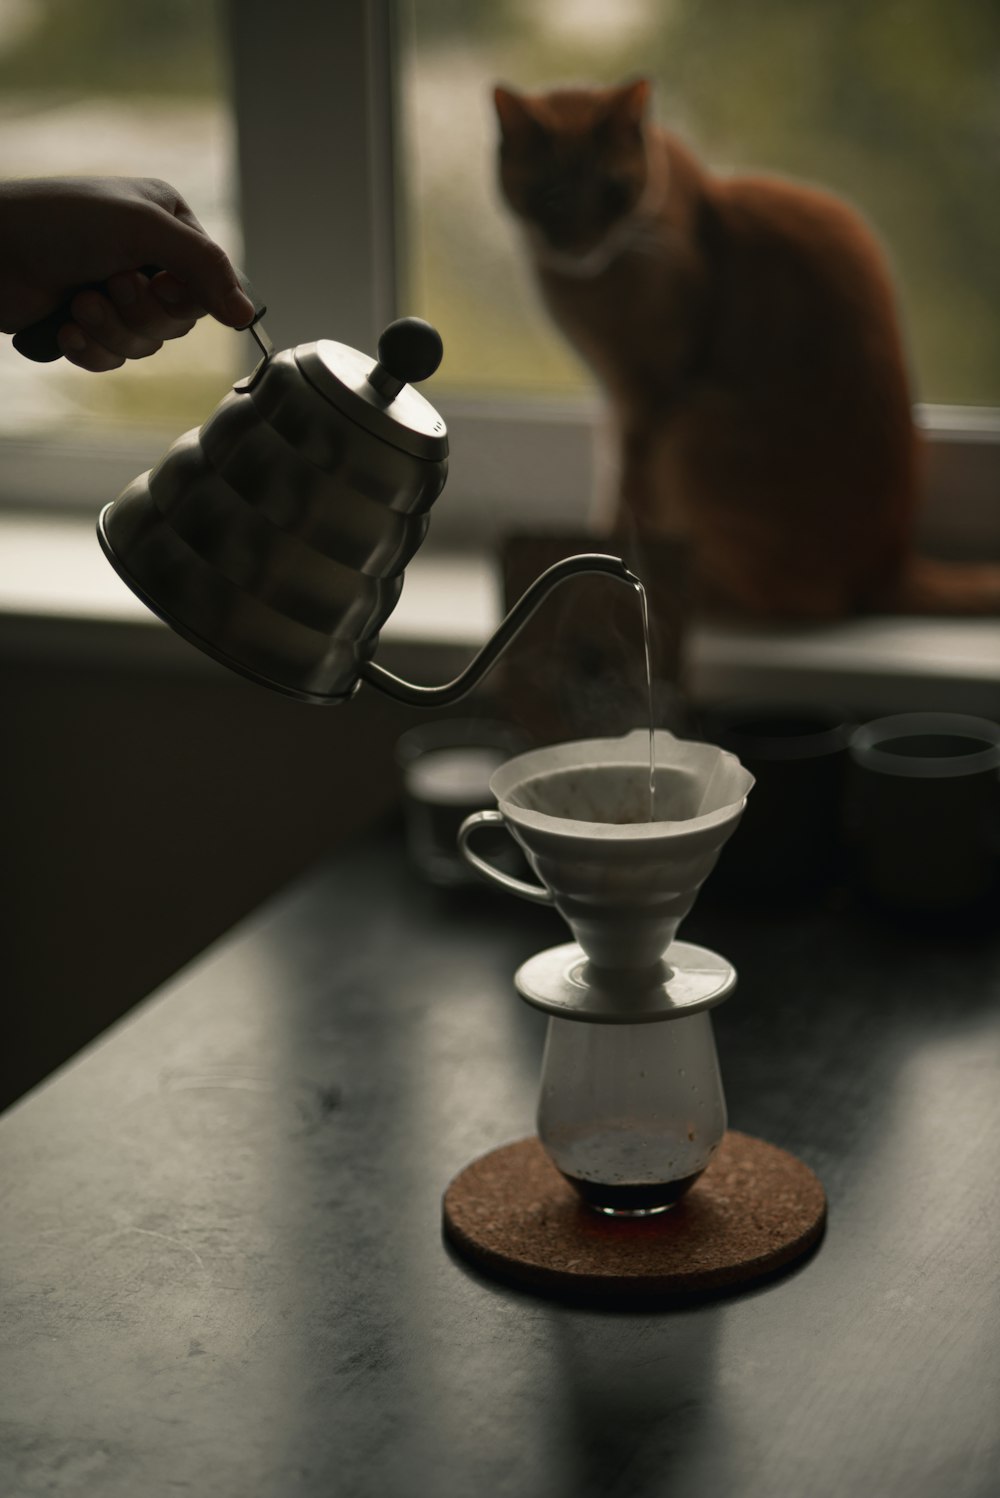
(0, 0, 997, 566)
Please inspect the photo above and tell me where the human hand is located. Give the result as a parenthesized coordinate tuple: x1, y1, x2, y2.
(0, 176, 256, 372)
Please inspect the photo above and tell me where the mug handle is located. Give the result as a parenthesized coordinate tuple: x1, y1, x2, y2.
(457, 810, 554, 905)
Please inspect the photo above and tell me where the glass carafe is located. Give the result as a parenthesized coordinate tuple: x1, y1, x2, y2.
(537, 1011, 727, 1216)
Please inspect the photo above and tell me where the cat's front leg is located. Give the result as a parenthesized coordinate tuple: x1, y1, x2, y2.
(612, 417, 692, 543)
(587, 405, 620, 532)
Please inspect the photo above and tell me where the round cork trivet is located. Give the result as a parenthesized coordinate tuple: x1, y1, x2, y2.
(443, 1130, 826, 1304)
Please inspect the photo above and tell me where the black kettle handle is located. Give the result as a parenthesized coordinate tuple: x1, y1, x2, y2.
(12, 266, 265, 363)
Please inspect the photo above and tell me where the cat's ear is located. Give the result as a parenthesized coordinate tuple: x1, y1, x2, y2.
(494, 84, 545, 146)
(617, 77, 651, 127)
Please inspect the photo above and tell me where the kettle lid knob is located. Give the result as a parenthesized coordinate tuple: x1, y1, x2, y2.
(368, 317, 443, 401)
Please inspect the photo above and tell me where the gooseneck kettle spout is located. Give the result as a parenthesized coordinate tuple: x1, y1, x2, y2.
(359, 553, 638, 707)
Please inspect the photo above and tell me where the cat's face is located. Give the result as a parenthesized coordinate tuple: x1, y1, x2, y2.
(494, 80, 650, 264)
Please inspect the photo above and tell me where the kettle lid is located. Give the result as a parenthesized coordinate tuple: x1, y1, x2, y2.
(295, 317, 448, 462)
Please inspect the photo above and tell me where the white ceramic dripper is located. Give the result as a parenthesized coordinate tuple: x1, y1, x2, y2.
(458, 729, 754, 1215)
(458, 729, 753, 974)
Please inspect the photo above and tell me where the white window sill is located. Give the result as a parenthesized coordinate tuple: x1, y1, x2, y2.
(1, 511, 998, 717)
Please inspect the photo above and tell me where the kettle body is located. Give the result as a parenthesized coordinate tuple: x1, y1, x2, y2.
(99, 317, 634, 708)
(99, 330, 449, 704)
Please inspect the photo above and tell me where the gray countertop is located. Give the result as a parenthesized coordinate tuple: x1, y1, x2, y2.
(2, 831, 998, 1497)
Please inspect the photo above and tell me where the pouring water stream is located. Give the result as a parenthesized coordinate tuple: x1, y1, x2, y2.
(635, 579, 656, 820)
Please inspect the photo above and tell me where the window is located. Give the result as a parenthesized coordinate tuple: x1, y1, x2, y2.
(396, 0, 1000, 551)
(402, 0, 1000, 407)
(0, 0, 997, 567)
(0, 0, 238, 439)
(0, 0, 399, 511)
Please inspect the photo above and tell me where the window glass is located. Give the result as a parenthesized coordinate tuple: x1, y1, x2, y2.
(0, 0, 237, 436)
(400, 0, 1000, 407)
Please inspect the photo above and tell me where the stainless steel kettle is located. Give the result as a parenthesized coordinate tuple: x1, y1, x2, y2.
(96, 315, 634, 705)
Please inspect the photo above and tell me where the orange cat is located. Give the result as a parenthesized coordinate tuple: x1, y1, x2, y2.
(494, 78, 1000, 619)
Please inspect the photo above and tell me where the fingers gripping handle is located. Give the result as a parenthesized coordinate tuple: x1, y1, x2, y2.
(457, 810, 553, 905)
(12, 267, 266, 363)
(11, 264, 159, 362)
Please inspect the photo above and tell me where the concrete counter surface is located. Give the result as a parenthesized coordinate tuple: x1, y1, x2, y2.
(1, 831, 998, 1497)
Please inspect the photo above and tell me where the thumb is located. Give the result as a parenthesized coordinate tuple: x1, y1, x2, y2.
(133, 209, 256, 327)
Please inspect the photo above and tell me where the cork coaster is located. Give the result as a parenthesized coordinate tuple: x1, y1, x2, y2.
(443, 1130, 826, 1304)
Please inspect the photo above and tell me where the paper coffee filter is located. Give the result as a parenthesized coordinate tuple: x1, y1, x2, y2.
(491, 729, 753, 840)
